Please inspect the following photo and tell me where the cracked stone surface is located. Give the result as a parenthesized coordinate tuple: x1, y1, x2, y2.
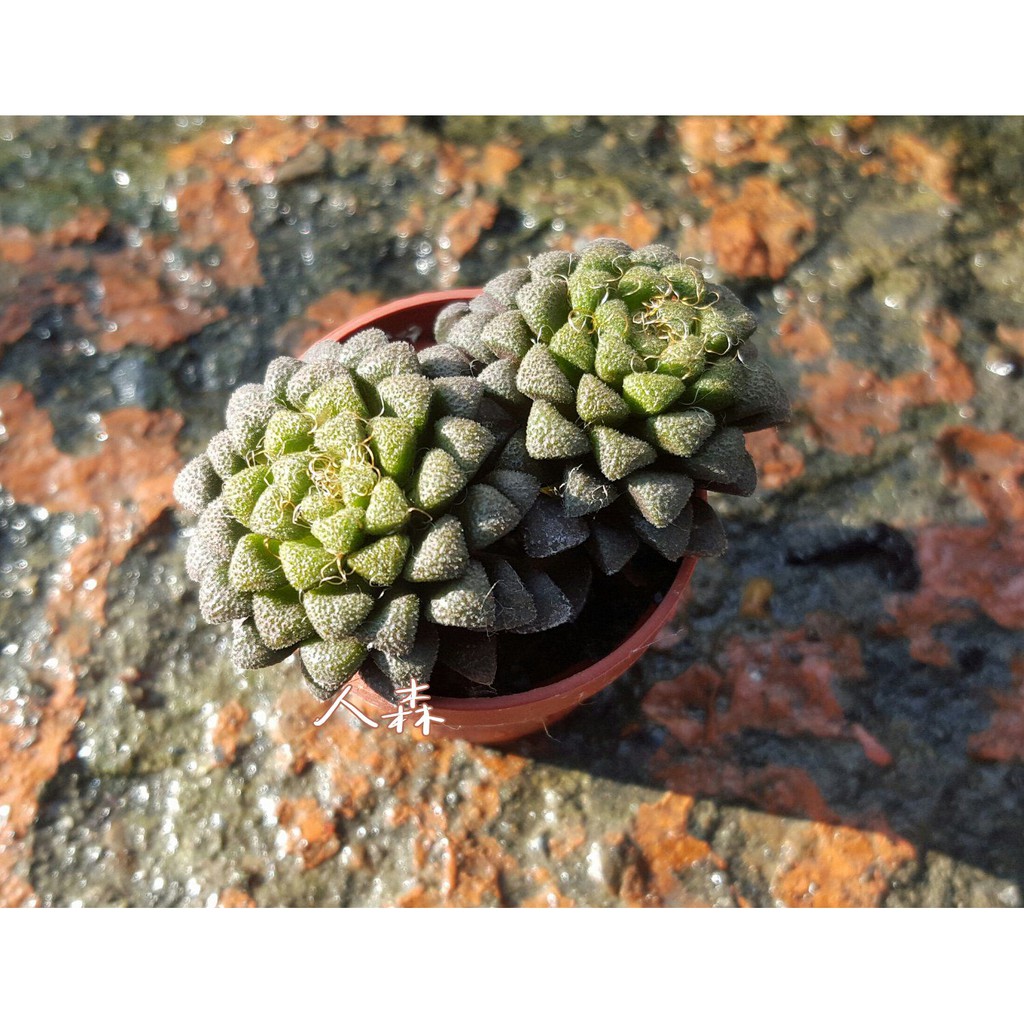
(1, 115, 1022, 907)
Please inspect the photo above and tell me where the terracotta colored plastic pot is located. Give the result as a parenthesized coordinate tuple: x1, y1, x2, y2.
(305, 289, 699, 744)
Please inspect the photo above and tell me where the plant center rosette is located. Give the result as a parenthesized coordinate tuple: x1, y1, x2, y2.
(174, 238, 789, 704)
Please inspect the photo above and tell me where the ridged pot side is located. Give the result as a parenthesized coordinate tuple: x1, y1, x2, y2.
(305, 290, 697, 744)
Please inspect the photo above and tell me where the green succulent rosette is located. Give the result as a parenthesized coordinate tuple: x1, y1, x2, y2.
(176, 238, 789, 703)
(174, 327, 551, 701)
(433, 238, 789, 572)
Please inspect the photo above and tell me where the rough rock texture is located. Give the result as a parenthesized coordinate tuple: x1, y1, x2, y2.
(1, 115, 1022, 907)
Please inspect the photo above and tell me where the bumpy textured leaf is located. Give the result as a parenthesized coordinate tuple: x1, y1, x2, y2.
(229, 533, 284, 592)
(588, 520, 639, 575)
(485, 469, 540, 516)
(460, 484, 522, 551)
(200, 564, 253, 624)
(248, 483, 305, 541)
(589, 425, 655, 481)
(562, 464, 619, 517)
(303, 583, 376, 642)
(195, 498, 244, 560)
(409, 448, 467, 513)
(516, 343, 576, 405)
(681, 427, 758, 496)
(356, 340, 420, 386)
(622, 372, 685, 415)
(206, 430, 245, 480)
(576, 373, 630, 426)
(522, 496, 590, 557)
(263, 410, 314, 459)
(315, 410, 366, 458)
(568, 266, 615, 315)
(232, 617, 293, 670)
(549, 318, 596, 375)
(526, 400, 589, 460)
(434, 416, 496, 475)
(686, 496, 728, 557)
(515, 278, 569, 341)
(364, 477, 411, 535)
(576, 237, 632, 273)
(481, 310, 532, 360)
(304, 372, 368, 422)
(425, 560, 495, 631)
(643, 408, 716, 457)
(346, 534, 410, 586)
(484, 268, 531, 308)
(478, 358, 527, 406)
(226, 384, 276, 457)
(357, 592, 420, 656)
(264, 356, 304, 405)
(485, 559, 536, 631)
(626, 471, 695, 528)
(367, 416, 417, 481)
(174, 454, 220, 517)
(286, 361, 343, 410)
(419, 343, 473, 378)
(252, 587, 315, 650)
(301, 638, 368, 699)
(433, 376, 483, 418)
(279, 537, 337, 592)
(378, 374, 434, 430)
(447, 311, 496, 364)
(512, 572, 572, 633)
(403, 515, 469, 583)
(219, 465, 269, 528)
(631, 504, 694, 560)
(434, 302, 470, 345)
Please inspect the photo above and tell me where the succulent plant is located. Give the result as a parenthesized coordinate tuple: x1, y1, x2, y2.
(434, 238, 789, 573)
(174, 326, 551, 701)
(175, 238, 788, 703)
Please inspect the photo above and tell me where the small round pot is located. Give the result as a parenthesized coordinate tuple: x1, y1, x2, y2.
(306, 289, 698, 744)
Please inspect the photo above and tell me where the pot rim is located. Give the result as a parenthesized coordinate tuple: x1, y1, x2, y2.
(310, 287, 699, 717)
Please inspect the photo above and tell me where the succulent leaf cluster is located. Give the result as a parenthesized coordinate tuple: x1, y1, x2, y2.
(435, 238, 789, 573)
(175, 238, 788, 702)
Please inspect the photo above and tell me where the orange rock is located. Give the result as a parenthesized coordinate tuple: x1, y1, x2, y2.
(800, 361, 907, 456)
(655, 760, 838, 825)
(623, 793, 722, 906)
(305, 288, 384, 331)
(175, 177, 263, 289)
(218, 888, 257, 908)
(0, 384, 181, 904)
(548, 822, 587, 861)
(210, 700, 251, 766)
(746, 429, 805, 490)
(773, 310, 833, 362)
(644, 616, 888, 766)
(798, 311, 972, 456)
(706, 177, 814, 280)
(583, 201, 661, 250)
(272, 687, 529, 905)
(435, 140, 522, 196)
(437, 198, 498, 285)
(883, 525, 1024, 664)
(938, 426, 1024, 526)
(278, 797, 341, 870)
(94, 242, 227, 351)
(887, 131, 958, 204)
(772, 822, 915, 908)
(676, 116, 790, 168)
